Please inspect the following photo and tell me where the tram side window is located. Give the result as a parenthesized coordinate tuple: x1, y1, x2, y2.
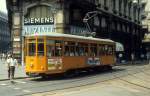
(105, 45, 109, 55)
(47, 40, 62, 57)
(99, 45, 103, 55)
(55, 40, 62, 56)
(64, 46, 70, 56)
(99, 45, 106, 55)
(76, 46, 84, 56)
(90, 44, 97, 56)
(47, 46, 55, 57)
(29, 43, 36, 56)
(85, 46, 88, 56)
(77, 43, 88, 56)
(104, 45, 113, 55)
(64, 42, 89, 56)
(64, 41, 76, 56)
(47, 40, 55, 57)
(108, 45, 113, 55)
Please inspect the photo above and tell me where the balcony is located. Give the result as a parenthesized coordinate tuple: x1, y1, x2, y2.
(141, 0, 147, 4)
(141, 12, 148, 20)
(112, 9, 117, 14)
(141, 0, 147, 8)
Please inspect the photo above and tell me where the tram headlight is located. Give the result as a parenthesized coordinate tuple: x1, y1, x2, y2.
(30, 63, 33, 68)
(41, 66, 44, 70)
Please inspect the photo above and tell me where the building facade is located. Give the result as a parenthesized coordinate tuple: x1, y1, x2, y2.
(0, 11, 10, 53)
(6, 0, 146, 61)
(141, 0, 150, 58)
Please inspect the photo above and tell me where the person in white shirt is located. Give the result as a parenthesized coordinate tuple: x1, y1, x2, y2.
(6, 55, 18, 80)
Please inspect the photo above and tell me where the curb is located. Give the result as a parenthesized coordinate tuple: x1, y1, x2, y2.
(0, 76, 30, 81)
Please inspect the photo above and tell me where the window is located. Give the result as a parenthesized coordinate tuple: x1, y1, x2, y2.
(47, 40, 62, 57)
(64, 41, 88, 56)
(37, 39, 44, 56)
(113, 0, 116, 9)
(29, 43, 36, 56)
(64, 46, 70, 56)
(28, 39, 36, 56)
(47, 46, 55, 57)
(55, 40, 62, 56)
(107, 45, 113, 55)
(90, 44, 97, 56)
(76, 43, 88, 56)
(37, 43, 44, 56)
(64, 41, 75, 56)
(99, 44, 104, 55)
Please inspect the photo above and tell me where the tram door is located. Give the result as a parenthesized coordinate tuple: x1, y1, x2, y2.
(36, 38, 47, 71)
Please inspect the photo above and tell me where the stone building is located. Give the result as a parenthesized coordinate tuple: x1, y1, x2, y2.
(6, 0, 147, 61)
(0, 11, 10, 53)
(141, 0, 150, 59)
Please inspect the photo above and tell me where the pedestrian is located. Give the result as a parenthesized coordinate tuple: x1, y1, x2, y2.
(118, 53, 123, 63)
(131, 53, 135, 64)
(140, 54, 144, 61)
(2, 53, 5, 61)
(6, 54, 18, 82)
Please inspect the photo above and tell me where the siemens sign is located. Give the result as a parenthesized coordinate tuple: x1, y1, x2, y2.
(23, 17, 55, 36)
(24, 17, 54, 25)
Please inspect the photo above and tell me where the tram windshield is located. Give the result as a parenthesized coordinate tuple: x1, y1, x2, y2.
(27, 38, 44, 56)
(28, 39, 36, 56)
(37, 39, 44, 56)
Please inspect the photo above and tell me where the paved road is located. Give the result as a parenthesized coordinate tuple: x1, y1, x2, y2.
(0, 62, 149, 96)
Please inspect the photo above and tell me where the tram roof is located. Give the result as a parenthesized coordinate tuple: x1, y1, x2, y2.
(25, 33, 114, 43)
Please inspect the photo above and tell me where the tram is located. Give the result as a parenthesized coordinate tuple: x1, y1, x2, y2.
(24, 33, 116, 77)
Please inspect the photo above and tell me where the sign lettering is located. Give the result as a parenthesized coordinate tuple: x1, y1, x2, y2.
(23, 25, 55, 36)
(24, 17, 54, 25)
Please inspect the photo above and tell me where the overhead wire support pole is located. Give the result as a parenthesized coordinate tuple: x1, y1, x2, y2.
(83, 11, 101, 36)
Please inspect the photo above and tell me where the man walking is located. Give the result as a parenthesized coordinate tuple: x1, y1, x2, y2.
(6, 54, 18, 82)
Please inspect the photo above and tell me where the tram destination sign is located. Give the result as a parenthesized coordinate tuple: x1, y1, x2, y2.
(24, 17, 54, 25)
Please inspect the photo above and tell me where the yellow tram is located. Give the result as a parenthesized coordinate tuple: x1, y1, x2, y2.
(24, 33, 116, 77)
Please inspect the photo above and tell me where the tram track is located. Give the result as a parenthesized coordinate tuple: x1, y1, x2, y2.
(22, 64, 150, 96)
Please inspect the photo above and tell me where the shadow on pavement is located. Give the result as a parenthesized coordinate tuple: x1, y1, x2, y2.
(30, 67, 126, 82)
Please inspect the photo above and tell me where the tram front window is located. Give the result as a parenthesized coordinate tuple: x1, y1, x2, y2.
(29, 43, 36, 56)
(38, 43, 44, 56)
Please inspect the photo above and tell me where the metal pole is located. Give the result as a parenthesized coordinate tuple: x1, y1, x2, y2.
(21, 6, 24, 66)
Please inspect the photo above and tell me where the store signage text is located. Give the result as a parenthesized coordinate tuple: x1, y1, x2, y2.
(70, 26, 88, 36)
(24, 17, 54, 25)
(23, 25, 55, 36)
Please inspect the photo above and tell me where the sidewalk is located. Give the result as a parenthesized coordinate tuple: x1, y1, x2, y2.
(116, 60, 149, 65)
(0, 59, 27, 81)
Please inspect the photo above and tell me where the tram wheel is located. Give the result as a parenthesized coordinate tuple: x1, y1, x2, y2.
(41, 75, 49, 79)
(64, 70, 75, 78)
